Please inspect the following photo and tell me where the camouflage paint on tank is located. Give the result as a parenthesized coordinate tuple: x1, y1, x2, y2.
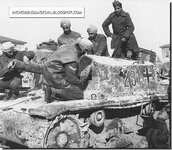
(0, 109, 51, 148)
(84, 56, 167, 99)
(0, 55, 169, 148)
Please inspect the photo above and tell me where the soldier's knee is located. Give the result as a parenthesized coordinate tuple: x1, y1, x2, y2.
(10, 79, 21, 89)
(10, 83, 19, 89)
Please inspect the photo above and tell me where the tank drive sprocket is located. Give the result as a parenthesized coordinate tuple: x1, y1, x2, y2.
(45, 114, 89, 148)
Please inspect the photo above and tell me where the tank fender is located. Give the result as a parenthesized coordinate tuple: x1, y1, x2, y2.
(28, 103, 68, 119)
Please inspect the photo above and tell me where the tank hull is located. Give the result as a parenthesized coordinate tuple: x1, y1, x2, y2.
(0, 55, 169, 148)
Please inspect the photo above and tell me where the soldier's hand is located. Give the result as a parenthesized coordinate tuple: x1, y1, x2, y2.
(23, 56, 30, 65)
(80, 65, 92, 79)
(7, 60, 16, 69)
(121, 37, 126, 42)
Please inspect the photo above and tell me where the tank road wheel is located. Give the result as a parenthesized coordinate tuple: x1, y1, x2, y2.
(90, 110, 105, 127)
(46, 115, 87, 148)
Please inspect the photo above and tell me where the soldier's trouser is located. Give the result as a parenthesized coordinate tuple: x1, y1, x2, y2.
(51, 84, 84, 101)
(131, 51, 139, 60)
(112, 49, 125, 58)
(112, 40, 126, 59)
(0, 77, 21, 95)
(13, 60, 84, 101)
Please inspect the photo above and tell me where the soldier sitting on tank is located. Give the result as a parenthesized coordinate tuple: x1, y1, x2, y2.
(87, 25, 109, 56)
(8, 37, 93, 103)
(0, 42, 35, 100)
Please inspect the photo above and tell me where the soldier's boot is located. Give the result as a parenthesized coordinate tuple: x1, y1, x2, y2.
(43, 84, 52, 103)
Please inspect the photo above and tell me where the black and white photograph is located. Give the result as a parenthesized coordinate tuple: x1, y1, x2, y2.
(0, 0, 170, 148)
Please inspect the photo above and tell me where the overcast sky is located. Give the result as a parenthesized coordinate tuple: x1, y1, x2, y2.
(0, 0, 170, 58)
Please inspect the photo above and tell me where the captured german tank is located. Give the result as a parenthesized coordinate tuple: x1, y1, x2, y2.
(0, 54, 169, 148)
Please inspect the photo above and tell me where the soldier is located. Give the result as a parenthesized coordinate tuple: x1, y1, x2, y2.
(9, 38, 93, 102)
(87, 25, 109, 56)
(57, 19, 81, 47)
(102, 0, 139, 59)
(0, 42, 35, 100)
(136, 110, 170, 148)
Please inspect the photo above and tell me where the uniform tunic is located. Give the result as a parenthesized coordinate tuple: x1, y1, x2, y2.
(21, 45, 84, 101)
(102, 10, 139, 58)
(57, 30, 81, 46)
(0, 50, 35, 94)
(88, 34, 109, 56)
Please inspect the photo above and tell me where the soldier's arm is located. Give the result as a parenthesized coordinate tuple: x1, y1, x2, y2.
(123, 13, 135, 39)
(57, 37, 63, 47)
(64, 62, 83, 86)
(102, 14, 113, 37)
(11, 59, 44, 74)
(95, 35, 107, 56)
(0, 65, 10, 78)
(0, 57, 11, 78)
(25, 61, 44, 74)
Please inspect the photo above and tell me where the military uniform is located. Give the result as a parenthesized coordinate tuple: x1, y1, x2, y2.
(102, 10, 139, 59)
(88, 34, 109, 56)
(137, 115, 170, 148)
(0, 50, 35, 98)
(15, 45, 87, 102)
(57, 31, 81, 46)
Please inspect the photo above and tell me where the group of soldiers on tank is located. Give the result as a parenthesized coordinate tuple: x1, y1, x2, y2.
(0, 0, 139, 101)
(0, 0, 170, 149)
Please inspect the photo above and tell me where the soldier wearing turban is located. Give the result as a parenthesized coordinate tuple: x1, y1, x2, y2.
(0, 42, 35, 100)
(87, 25, 109, 56)
(87, 25, 98, 34)
(102, 1, 139, 59)
(76, 37, 93, 55)
(60, 19, 71, 28)
(57, 19, 81, 47)
(9, 38, 92, 102)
